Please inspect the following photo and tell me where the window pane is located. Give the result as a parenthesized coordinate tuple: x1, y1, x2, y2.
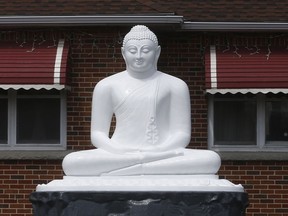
(214, 100, 256, 145)
(17, 98, 60, 144)
(0, 99, 8, 144)
(266, 101, 288, 142)
(17, 89, 59, 96)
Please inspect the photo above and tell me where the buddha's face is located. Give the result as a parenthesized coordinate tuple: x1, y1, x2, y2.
(122, 39, 160, 74)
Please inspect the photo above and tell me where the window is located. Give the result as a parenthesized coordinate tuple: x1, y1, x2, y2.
(0, 97, 8, 144)
(0, 89, 66, 150)
(208, 93, 288, 151)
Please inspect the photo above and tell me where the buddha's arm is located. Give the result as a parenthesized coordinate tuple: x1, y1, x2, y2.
(162, 80, 191, 150)
(90, 81, 126, 154)
(90, 82, 113, 150)
(143, 79, 191, 152)
(91, 80, 145, 154)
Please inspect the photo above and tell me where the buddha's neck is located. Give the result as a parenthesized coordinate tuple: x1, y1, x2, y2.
(126, 69, 157, 80)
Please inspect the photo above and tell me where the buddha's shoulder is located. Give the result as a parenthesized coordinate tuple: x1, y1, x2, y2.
(95, 72, 125, 88)
(159, 72, 188, 89)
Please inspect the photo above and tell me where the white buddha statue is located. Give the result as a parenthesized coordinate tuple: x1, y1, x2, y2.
(62, 25, 221, 176)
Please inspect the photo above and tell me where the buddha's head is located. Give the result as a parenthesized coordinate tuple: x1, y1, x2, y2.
(122, 25, 158, 47)
(121, 25, 161, 75)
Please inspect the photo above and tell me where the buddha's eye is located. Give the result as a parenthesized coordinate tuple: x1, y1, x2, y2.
(142, 49, 150, 53)
(128, 48, 137, 54)
(142, 47, 150, 53)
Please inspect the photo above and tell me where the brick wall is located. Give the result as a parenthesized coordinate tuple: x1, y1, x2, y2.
(219, 161, 288, 215)
(0, 28, 288, 216)
(0, 160, 62, 216)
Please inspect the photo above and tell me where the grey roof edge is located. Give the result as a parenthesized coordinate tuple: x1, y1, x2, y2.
(0, 15, 184, 26)
(1, 16, 288, 31)
(182, 21, 288, 31)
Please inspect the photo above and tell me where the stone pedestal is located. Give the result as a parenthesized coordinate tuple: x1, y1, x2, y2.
(30, 191, 249, 216)
(31, 176, 248, 215)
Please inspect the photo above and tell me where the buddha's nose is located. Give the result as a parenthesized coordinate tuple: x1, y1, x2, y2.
(136, 51, 142, 59)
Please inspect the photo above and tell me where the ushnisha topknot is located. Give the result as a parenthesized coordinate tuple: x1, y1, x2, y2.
(122, 25, 158, 47)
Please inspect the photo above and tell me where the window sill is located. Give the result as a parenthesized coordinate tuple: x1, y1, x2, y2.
(218, 151, 288, 161)
(0, 150, 73, 160)
(2, 150, 287, 161)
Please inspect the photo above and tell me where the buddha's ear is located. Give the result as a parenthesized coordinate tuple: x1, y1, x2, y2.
(153, 45, 161, 70)
(121, 47, 126, 61)
(155, 45, 161, 61)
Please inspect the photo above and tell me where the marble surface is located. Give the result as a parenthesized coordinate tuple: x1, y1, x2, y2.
(37, 175, 244, 192)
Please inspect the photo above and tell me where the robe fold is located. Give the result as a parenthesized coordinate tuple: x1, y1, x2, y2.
(112, 75, 161, 151)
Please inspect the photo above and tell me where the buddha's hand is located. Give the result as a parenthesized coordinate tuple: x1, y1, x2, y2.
(140, 143, 184, 153)
(140, 144, 163, 152)
(174, 148, 184, 156)
(139, 149, 184, 163)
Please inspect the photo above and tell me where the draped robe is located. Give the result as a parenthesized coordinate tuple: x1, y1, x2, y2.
(63, 72, 221, 176)
(112, 74, 161, 151)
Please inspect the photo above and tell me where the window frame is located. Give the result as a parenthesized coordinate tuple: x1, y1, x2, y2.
(208, 93, 288, 152)
(0, 89, 67, 151)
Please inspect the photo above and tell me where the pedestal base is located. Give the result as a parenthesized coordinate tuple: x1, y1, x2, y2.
(30, 191, 249, 216)
(36, 175, 244, 192)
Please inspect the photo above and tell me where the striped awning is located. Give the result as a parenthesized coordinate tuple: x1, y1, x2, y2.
(0, 39, 69, 90)
(205, 45, 288, 94)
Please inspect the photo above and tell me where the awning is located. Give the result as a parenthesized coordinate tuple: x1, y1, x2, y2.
(0, 39, 69, 90)
(205, 45, 288, 94)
